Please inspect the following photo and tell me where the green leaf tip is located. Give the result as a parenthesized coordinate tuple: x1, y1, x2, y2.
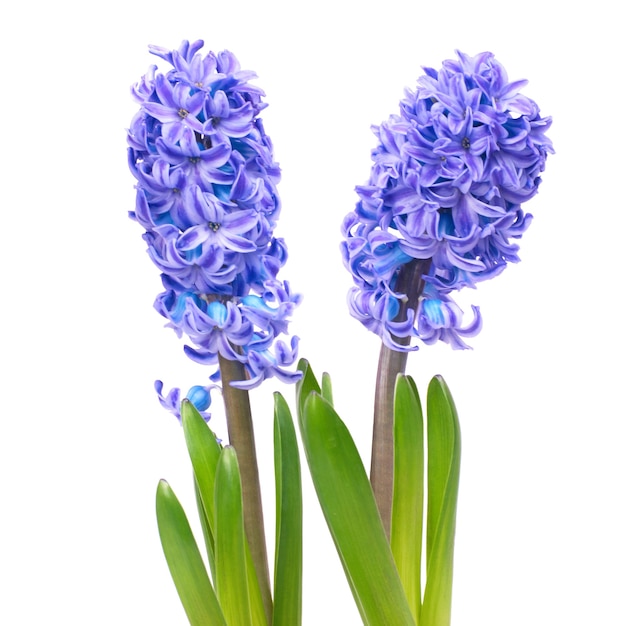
(422, 375, 461, 626)
(299, 391, 416, 626)
(214, 445, 253, 626)
(155, 480, 227, 626)
(273, 392, 303, 626)
(391, 374, 424, 623)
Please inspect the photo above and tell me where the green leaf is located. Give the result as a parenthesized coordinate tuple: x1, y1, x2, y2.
(391, 375, 424, 624)
(214, 447, 253, 626)
(194, 476, 216, 580)
(295, 358, 321, 427)
(181, 400, 222, 550)
(299, 391, 416, 626)
(421, 376, 461, 626)
(155, 480, 227, 626)
(321, 372, 334, 405)
(181, 401, 267, 626)
(272, 393, 303, 626)
(243, 535, 269, 626)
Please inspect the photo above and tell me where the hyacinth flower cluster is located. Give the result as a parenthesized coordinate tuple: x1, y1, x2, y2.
(127, 40, 301, 416)
(341, 50, 553, 350)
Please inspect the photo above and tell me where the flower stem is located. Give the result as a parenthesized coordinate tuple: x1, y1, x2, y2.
(371, 258, 431, 537)
(218, 353, 273, 625)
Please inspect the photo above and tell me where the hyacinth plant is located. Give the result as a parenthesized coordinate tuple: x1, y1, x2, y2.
(127, 40, 302, 625)
(332, 50, 553, 624)
(341, 50, 554, 539)
(128, 42, 552, 626)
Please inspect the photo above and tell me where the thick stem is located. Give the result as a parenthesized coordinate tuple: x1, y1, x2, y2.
(218, 353, 273, 625)
(371, 258, 431, 537)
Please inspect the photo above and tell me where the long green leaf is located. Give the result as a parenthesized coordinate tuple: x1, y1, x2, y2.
(214, 447, 253, 626)
(155, 480, 227, 626)
(321, 372, 334, 405)
(243, 541, 269, 626)
(295, 358, 321, 427)
(300, 391, 416, 626)
(272, 392, 303, 626)
(182, 401, 267, 626)
(421, 376, 461, 626)
(194, 476, 216, 580)
(181, 400, 222, 549)
(391, 375, 424, 624)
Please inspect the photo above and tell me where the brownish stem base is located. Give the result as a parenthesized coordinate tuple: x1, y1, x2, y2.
(370, 258, 431, 537)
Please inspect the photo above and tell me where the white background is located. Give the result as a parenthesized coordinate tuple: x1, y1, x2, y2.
(1, 1, 624, 624)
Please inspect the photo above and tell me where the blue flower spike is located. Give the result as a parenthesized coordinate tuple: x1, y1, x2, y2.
(342, 50, 553, 350)
(128, 40, 301, 412)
